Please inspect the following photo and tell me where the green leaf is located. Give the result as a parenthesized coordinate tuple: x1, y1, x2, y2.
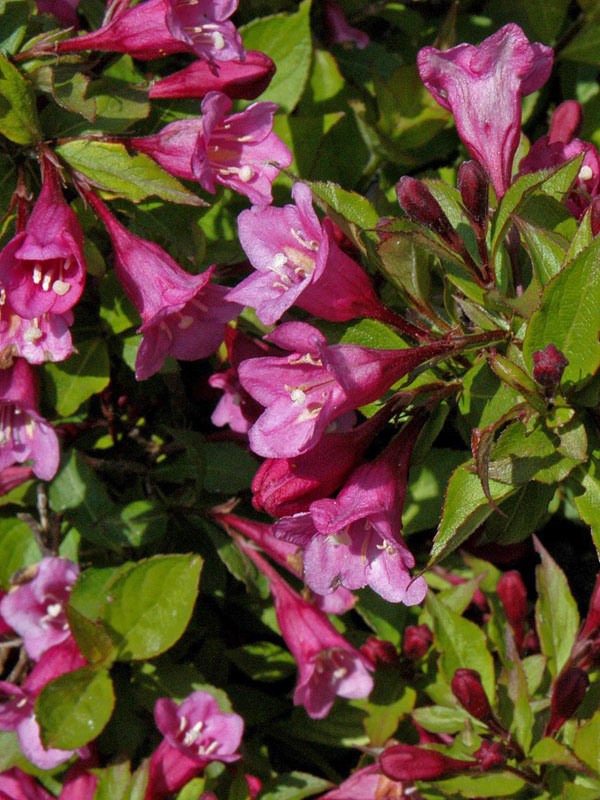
(513, 216, 567, 286)
(0, 517, 41, 589)
(429, 463, 516, 567)
(354, 587, 406, 646)
(93, 760, 132, 800)
(256, 771, 332, 800)
(412, 705, 485, 734)
(427, 591, 496, 701)
(202, 442, 258, 494)
(0, 0, 32, 55)
(36, 666, 115, 749)
(573, 460, 600, 554)
(477, 482, 554, 545)
(530, 738, 586, 770)
(561, 19, 600, 64)
(55, 141, 204, 205)
(67, 606, 116, 665)
(500, 630, 533, 753)
(69, 565, 124, 620)
(0, 52, 40, 144)
(523, 234, 600, 392)
(100, 554, 202, 660)
(240, 0, 312, 113)
(534, 537, 579, 676)
(574, 710, 600, 773)
(436, 772, 525, 797)
(308, 180, 379, 231)
(403, 448, 466, 536)
(43, 338, 110, 416)
(228, 641, 295, 682)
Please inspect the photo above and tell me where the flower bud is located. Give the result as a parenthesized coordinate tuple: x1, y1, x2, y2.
(360, 637, 400, 668)
(581, 574, 600, 640)
(590, 196, 600, 237)
(451, 669, 493, 721)
(497, 570, 528, 648)
(474, 740, 506, 771)
(397, 177, 462, 248)
(546, 667, 589, 737)
(403, 624, 433, 661)
(549, 100, 583, 144)
(532, 343, 569, 395)
(380, 744, 477, 782)
(458, 161, 489, 228)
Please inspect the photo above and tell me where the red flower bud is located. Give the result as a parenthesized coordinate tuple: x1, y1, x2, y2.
(497, 570, 528, 648)
(581, 574, 600, 640)
(380, 744, 477, 782)
(546, 667, 589, 737)
(451, 669, 493, 721)
(549, 100, 583, 144)
(360, 637, 400, 668)
(397, 177, 464, 252)
(532, 343, 569, 395)
(458, 161, 489, 228)
(474, 740, 506, 771)
(590, 196, 600, 237)
(403, 624, 433, 661)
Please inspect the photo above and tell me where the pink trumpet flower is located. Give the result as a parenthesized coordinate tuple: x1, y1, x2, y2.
(0, 768, 53, 800)
(418, 24, 553, 198)
(226, 183, 393, 326)
(0, 557, 79, 661)
(0, 165, 86, 320)
(58, 0, 244, 63)
(275, 419, 427, 604)
(149, 51, 276, 100)
(0, 359, 60, 482)
(236, 539, 373, 719)
(85, 192, 241, 380)
(238, 321, 454, 458)
(36, 0, 81, 28)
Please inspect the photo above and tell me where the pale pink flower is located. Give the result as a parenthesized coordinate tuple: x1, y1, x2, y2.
(324, 1, 369, 50)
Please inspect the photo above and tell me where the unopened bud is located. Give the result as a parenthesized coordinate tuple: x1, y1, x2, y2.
(532, 343, 569, 395)
(581, 574, 600, 640)
(458, 161, 489, 228)
(549, 100, 583, 145)
(474, 740, 506, 771)
(546, 667, 589, 737)
(380, 744, 477, 782)
(396, 176, 464, 252)
(361, 637, 400, 668)
(451, 669, 493, 721)
(403, 624, 433, 661)
(590, 196, 600, 237)
(497, 571, 527, 648)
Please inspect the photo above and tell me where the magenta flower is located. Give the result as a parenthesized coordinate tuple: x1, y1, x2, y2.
(0, 639, 86, 769)
(58, 0, 244, 62)
(147, 691, 243, 799)
(189, 92, 292, 204)
(238, 321, 454, 458)
(237, 541, 373, 719)
(131, 93, 290, 205)
(417, 24, 553, 197)
(0, 557, 79, 661)
(149, 51, 276, 100)
(381, 744, 478, 782)
(0, 166, 86, 320)
(251, 402, 398, 517)
(275, 421, 428, 604)
(0, 768, 53, 800)
(85, 192, 241, 381)
(323, 1, 369, 50)
(317, 764, 411, 800)
(519, 101, 600, 217)
(0, 309, 74, 365)
(0, 359, 60, 482)
(226, 183, 387, 325)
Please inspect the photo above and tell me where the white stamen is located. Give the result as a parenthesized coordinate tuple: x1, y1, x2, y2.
(46, 603, 62, 618)
(325, 530, 351, 547)
(212, 31, 225, 50)
(178, 315, 194, 329)
(333, 667, 348, 680)
(42, 274, 52, 292)
(239, 165, 253, 182)
(291, 228, 319, 251)
(198, 740, 219, 756)
(178, 715, 187, 733)
(290, 388, 307, 405)
(579, 165, 593, 181)
(32, 266, 43, 285)
(0, 289, 5, 306)
(23, 323, 43, 343)
(52, 280, 70, 296)
(17, 698, 28, 708)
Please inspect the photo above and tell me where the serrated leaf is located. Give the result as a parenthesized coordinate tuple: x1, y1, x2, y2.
(36, 666, 115, 749)
(240, 0, 312, 114)
(574, 710, 600, 772)
(100, 554, 202, 660)
(43, 338, 110, 416)
(0, 52, 40, 144)
(67, 606, 116, 665)
(256, 771, 332, 800)
(513, 216, 567, 286)
(436, 772, 525, 797)
(530, 738, 586, 769)
(354, 588, 405, 646)
(427, 591, 495, 700)
(523, 234, 600, 392)
(534, 537, 579, 676)
(412, 705, 485, 734)
(308, 180, 379, 230)
(0, 0, 32, 56)
(0, 517, 41, 589)
(93, 760, 132, 800)
(55, 141, 204, 205)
